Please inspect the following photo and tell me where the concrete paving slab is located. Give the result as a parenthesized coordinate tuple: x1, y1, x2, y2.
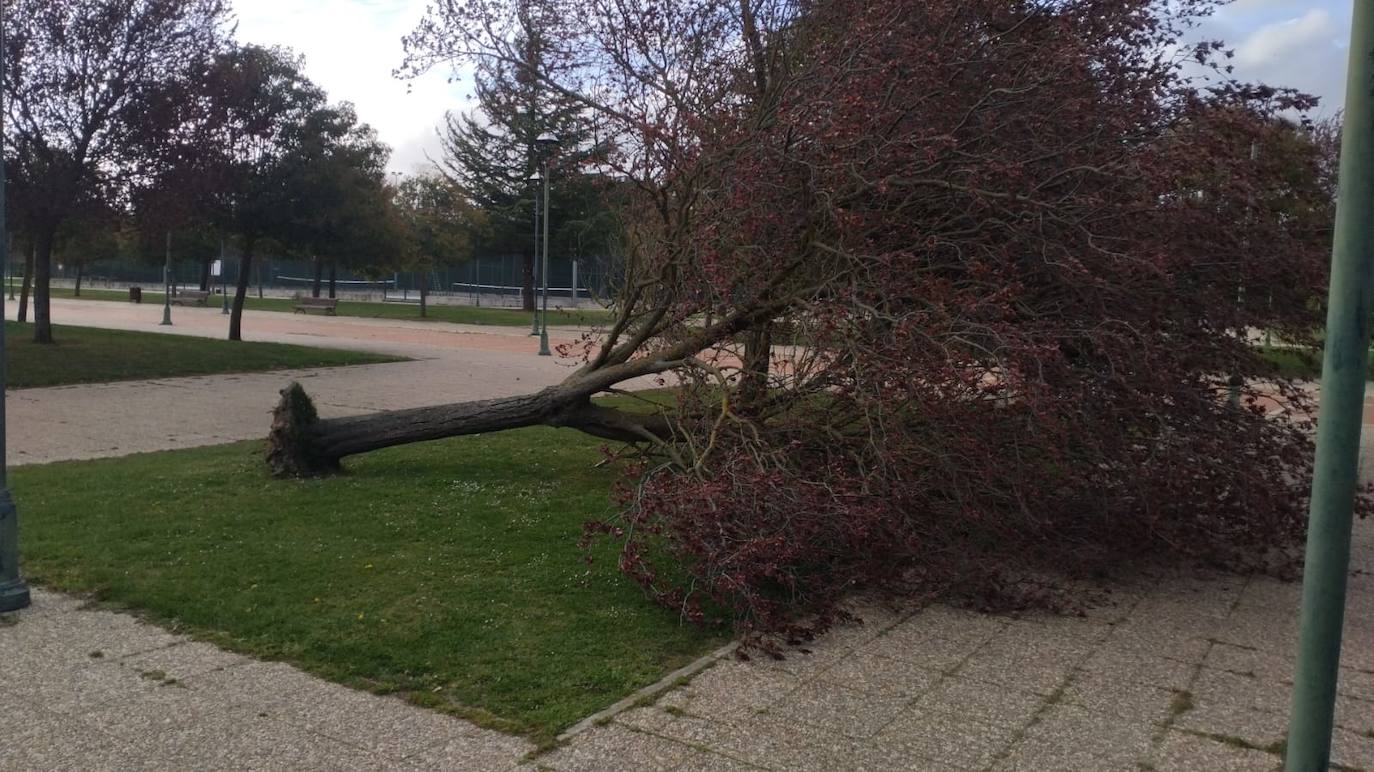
(1009, 703, 1158, 767)
(813, 650, 941, 699)
(1150, 730, 1281, 771)
(762, 681, 909, 740)
(4, 709, 144, 772)
(119, 640, 251, 680)
(1063, 672, 1178, 726)
(662, 662, 805, 721)
(915, 676, 1047, 729)
(1171, 698, 1289, 750)
(867, 622, 985, 674)
(668, 750, 768, 771)
(873, 706, 1019, 770)
(539, 723, 695, 771)
(404, 731, 534, 770)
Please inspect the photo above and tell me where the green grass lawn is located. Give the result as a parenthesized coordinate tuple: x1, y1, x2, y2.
(5, 321, 401, 388)
(1256, 345, 1374, 381)
(11, 421, 725, 742)
(48, 286, 616, 328)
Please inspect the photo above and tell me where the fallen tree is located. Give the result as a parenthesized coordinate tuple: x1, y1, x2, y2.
(266, 296, 789, 476)
(267, 0, 1361, 645)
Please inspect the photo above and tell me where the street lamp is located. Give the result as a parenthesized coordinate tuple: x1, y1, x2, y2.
(535, 131, 558, 357)
(528, 168, 542, 336)
(0, 0, 33, 612)
(160, 231, 173, 326)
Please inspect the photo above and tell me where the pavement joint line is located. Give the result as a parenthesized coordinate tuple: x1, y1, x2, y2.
(555, 640, 739, 743)
(633, 721, 763, 770)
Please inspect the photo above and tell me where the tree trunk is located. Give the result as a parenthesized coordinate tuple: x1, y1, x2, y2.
(74, 262, 83, 297)
(311, 255, 323, 298)
(257, 261, 264, 299)
(263, 297, 784, 477)
(18, 247, 32, 323)
(738, 322, 772, 412)
(266, 380, 673, 478)
(199, 258, 212, 292)
(328, 262, 337, 299)
(419, 271, 428, 318)
(522, 250, 536, 311)
(230, 240, 254, 341)
(32, 228, 55, 344)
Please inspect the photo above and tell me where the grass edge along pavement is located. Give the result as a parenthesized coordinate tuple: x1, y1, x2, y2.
(1255, 345, 1374, 381)
(2, 321, 403, 388)
(11, 409, 728, 744)
(47, 286, 616, 328)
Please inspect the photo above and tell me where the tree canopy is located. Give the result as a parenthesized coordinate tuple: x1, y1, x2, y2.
(3, 0, 231, 342)
(359, 0, 1359, 644)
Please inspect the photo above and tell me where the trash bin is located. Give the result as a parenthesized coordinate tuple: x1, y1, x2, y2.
(128, 286, 142, 303)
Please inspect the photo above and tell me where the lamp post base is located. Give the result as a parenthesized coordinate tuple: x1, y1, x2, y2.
(0, 578, 29, 612)
(0, 491, 31, 612)
(538, 328, 551, 356)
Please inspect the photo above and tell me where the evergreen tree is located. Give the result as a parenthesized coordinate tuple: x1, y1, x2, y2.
(436, 0, 610, 311)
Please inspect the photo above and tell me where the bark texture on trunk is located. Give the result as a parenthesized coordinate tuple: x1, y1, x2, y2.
(266, 380, 673, 478)
(522, 250, 536, 311)
(263, 295, 786, 478)
(32, 229, 54, 343)
(229, 241, 254, 341)
(328, 262, 337, 299)
(738, 322, 772, 412)
(199, 259, 212, 292)
(74, 263, 83, 297)
(18, 247, 32, 323)
(311, 256, 323, 298)
(419, 272, 428, 318)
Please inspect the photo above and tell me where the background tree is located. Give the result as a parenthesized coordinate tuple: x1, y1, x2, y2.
(197, 44, 326, 341)
(2, 0, 229, 342)
(395, 172, 484, 317)
(260, 0, 1356, 645)
(54, 206, 127, 297)
(274, 103, 394, 299)
(435, 0, 609, 311)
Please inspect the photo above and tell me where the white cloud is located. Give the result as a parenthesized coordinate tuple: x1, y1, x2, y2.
(1234, 9, 1337, 66)
(1191, 2, 1350, 118)
(230, 0, 472, 173)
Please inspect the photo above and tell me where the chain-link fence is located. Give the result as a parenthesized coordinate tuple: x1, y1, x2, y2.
(9, 252, 621, 309)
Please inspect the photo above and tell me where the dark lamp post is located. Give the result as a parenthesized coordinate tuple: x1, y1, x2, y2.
(0, 0, 33, 612)
(160, 232, 173, 326)
(528, 168, 542, 336)
(534, 132, 558, 357)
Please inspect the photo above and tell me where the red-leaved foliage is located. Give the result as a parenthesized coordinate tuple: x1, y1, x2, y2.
(586, 0, 1358, 646)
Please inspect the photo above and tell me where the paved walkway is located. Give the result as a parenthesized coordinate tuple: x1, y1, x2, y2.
(5, 298, 1374, 770)
(6, 299, 590, 464)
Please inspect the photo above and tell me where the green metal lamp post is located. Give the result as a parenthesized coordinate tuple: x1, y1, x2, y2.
(535, 132, 557, 357)
(529, 170, 541, 336)
(1285, 4, 1374, 769)
(160, 231, 173, 326)
(0, 0, 33, 613)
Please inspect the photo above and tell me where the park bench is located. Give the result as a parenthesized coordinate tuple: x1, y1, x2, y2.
(293, 297, 339, 315)
(170, 290, 210, 306)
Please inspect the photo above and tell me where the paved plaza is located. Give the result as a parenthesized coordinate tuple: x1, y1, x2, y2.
(3, 298, 1374, 770)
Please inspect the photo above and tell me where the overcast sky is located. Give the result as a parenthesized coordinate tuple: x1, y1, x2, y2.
(230, 0, 1354, 176)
